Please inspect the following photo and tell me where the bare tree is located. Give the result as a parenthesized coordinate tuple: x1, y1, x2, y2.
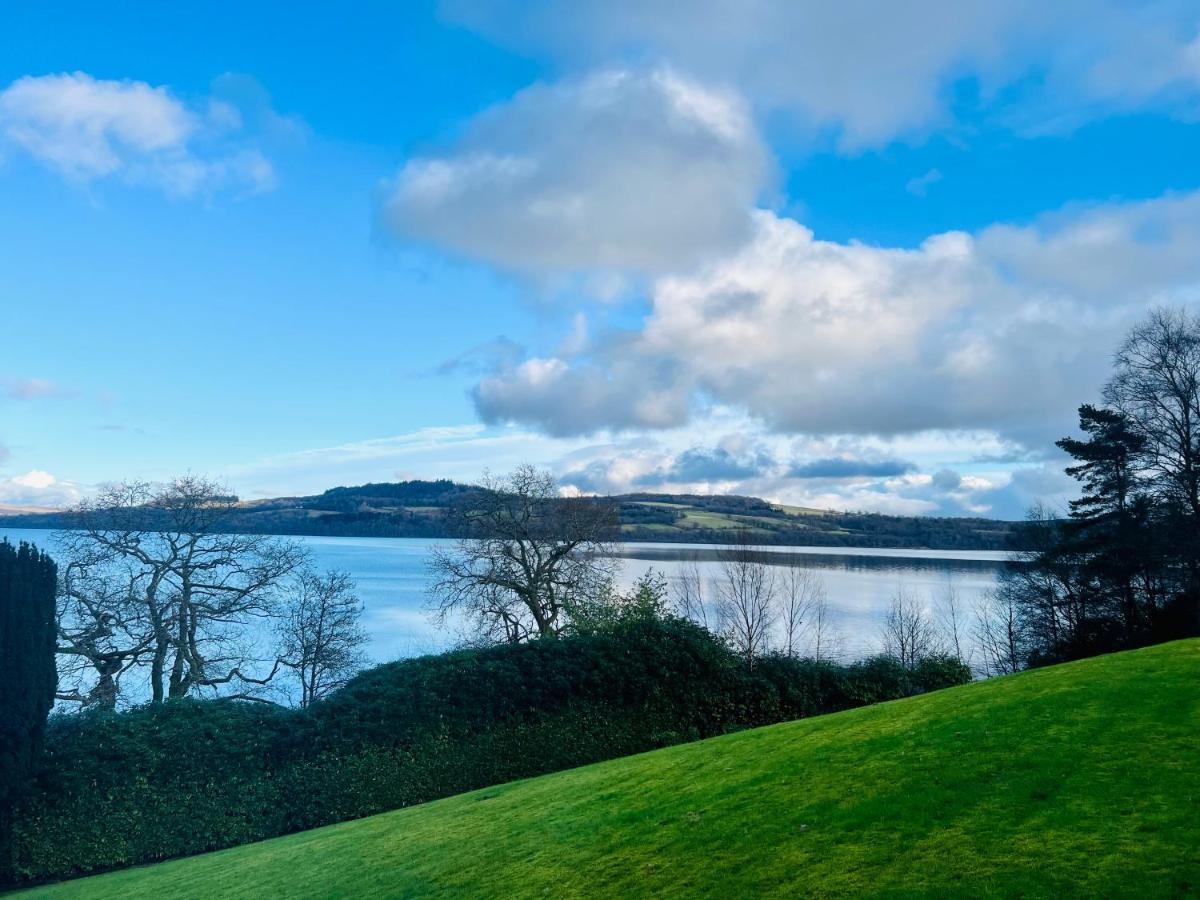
(427, 465, 619, 642)
(1104, 307, 1200, 617)
(1105, 307, 1200, 523)
(279, 569, 367, 707)
(778, 558, 822, 657)
(935, 578, 968, 665)
(672, 556, 710, 629)
(57, 476, 305, 705)
(714, 531, 776, 668)
(806, 586, 843, 662)
(54, 541, 154, 708)
(880, 588, 942, 669)
(973, 588, 1026, 676)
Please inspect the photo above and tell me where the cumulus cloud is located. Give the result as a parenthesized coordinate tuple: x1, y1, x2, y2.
(472, 192, 1200, 446)
(552, 430, 1059, 519)
(444, 0, 1200, 147)
(217, 408, 1055, 519)
(0, 470, 83, 508)
(383, 68, 769, 280)
(0, 72, 278, 195)
(635, 446, 775, 485)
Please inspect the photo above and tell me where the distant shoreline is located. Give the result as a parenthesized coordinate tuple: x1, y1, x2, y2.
(0, 481, 1021, 552)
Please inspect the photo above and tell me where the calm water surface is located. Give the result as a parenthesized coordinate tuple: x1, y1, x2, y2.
(1, 528, 1005, 662)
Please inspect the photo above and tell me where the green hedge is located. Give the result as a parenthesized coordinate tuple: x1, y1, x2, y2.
(10, 618, 969, 885)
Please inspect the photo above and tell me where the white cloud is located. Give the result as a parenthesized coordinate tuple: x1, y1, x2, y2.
(0, 470, 83, 508)
(383, 68, 769, 281)
(472, 191, 1200, 447)
(0, 72, 278, 195)
(209, 404, 1063, 518)
(443, 0, 1200, 147)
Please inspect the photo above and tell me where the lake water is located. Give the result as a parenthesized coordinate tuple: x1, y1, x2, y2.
(1, 527, 1006, 663)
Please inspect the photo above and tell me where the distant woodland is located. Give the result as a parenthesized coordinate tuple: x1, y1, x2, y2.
(0, 479, 1015, 550)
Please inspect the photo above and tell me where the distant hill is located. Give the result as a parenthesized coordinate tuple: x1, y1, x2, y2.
(0, 479, 1017, 550)
(31, 640, 1200, 898)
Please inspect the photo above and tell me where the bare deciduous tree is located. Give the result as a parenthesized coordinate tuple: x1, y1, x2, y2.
(936, 578, 968, 666)
(428, 465, 618, 642)
(1105, 307, 1200, 523)
(672, 556, 710, 629)
(279, 569, 367, 707)
(973, 588, 1026, 676)
(54, 542, 154, 708)
(778, 557, 822, 658)
(1104, 307, 1200, 616)
(880, 588, 941, 669)
(806, 587, 843, 662)
(714, 531, 775, 668)
(57, 476, 306, 705)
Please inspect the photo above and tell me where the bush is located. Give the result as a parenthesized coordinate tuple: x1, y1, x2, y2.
(9, 618, 970, 886)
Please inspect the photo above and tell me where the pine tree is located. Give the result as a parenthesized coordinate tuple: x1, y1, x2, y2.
(1056, 405, 1157, 641)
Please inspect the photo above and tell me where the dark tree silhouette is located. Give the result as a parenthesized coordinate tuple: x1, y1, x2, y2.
(0, 540, 57, 876)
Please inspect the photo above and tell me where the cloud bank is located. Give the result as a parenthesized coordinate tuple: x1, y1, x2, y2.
(443, 0, 1200, 147)
(383, 68, 769, 282)
(473, 193, 1200, 446)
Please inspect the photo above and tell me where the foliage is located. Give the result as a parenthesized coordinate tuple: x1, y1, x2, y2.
(567, 569, 672, 635)
(26, 641, 1199, 899)
(0, 541, 57, 880)
(7, 616, 968, 886)
(1000, 309, 1200, 667)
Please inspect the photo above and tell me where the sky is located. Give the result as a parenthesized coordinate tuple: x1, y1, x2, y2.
(3, 1, 1200, 519)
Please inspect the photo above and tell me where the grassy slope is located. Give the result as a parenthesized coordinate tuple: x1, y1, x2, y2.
(28, 641, 1200, 899)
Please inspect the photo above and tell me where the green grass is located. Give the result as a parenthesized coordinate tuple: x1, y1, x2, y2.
(26, 642, 1200, 899)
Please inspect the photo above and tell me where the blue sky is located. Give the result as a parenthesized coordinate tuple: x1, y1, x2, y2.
(3, 2, 1200, 517)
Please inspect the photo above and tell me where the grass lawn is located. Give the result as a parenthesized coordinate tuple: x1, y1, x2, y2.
(25, 641, 1200, 899)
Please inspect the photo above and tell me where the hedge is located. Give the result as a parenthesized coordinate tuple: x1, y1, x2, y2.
(9, 617, 969, 885)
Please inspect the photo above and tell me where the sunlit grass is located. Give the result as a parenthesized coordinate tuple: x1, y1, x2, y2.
(27, 641, 1200, 899)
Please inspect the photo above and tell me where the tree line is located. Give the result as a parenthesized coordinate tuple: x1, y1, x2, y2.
(428, 466, 966, 673)
(986, 308, 1200, 668)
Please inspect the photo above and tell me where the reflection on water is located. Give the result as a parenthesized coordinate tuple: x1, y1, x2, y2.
(614, 542, 1006, 575)
(1, 528, 1008, 664)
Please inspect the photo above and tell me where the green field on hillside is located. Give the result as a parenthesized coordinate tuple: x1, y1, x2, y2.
(27, 641, 1199, 899)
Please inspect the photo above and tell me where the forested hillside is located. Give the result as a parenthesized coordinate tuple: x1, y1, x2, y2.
(0, 481, 1015, 550)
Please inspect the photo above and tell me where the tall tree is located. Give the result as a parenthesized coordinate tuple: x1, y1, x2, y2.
(278, 569, 367, 708)
(973, 588, 1026, 676)
(1104, 306, 1200, 626)
(672, 556, 711, 630)
(59, 476, 306, 705)
(428, 465, 619, 642)
(1056, 404, 1164, 639)
(1001, 504, 1100, 662)
(0, 541, 57, 871)
(714, 531, 776, 669)
(880, 588, 941, 669)
(778, 557, 822, 658)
